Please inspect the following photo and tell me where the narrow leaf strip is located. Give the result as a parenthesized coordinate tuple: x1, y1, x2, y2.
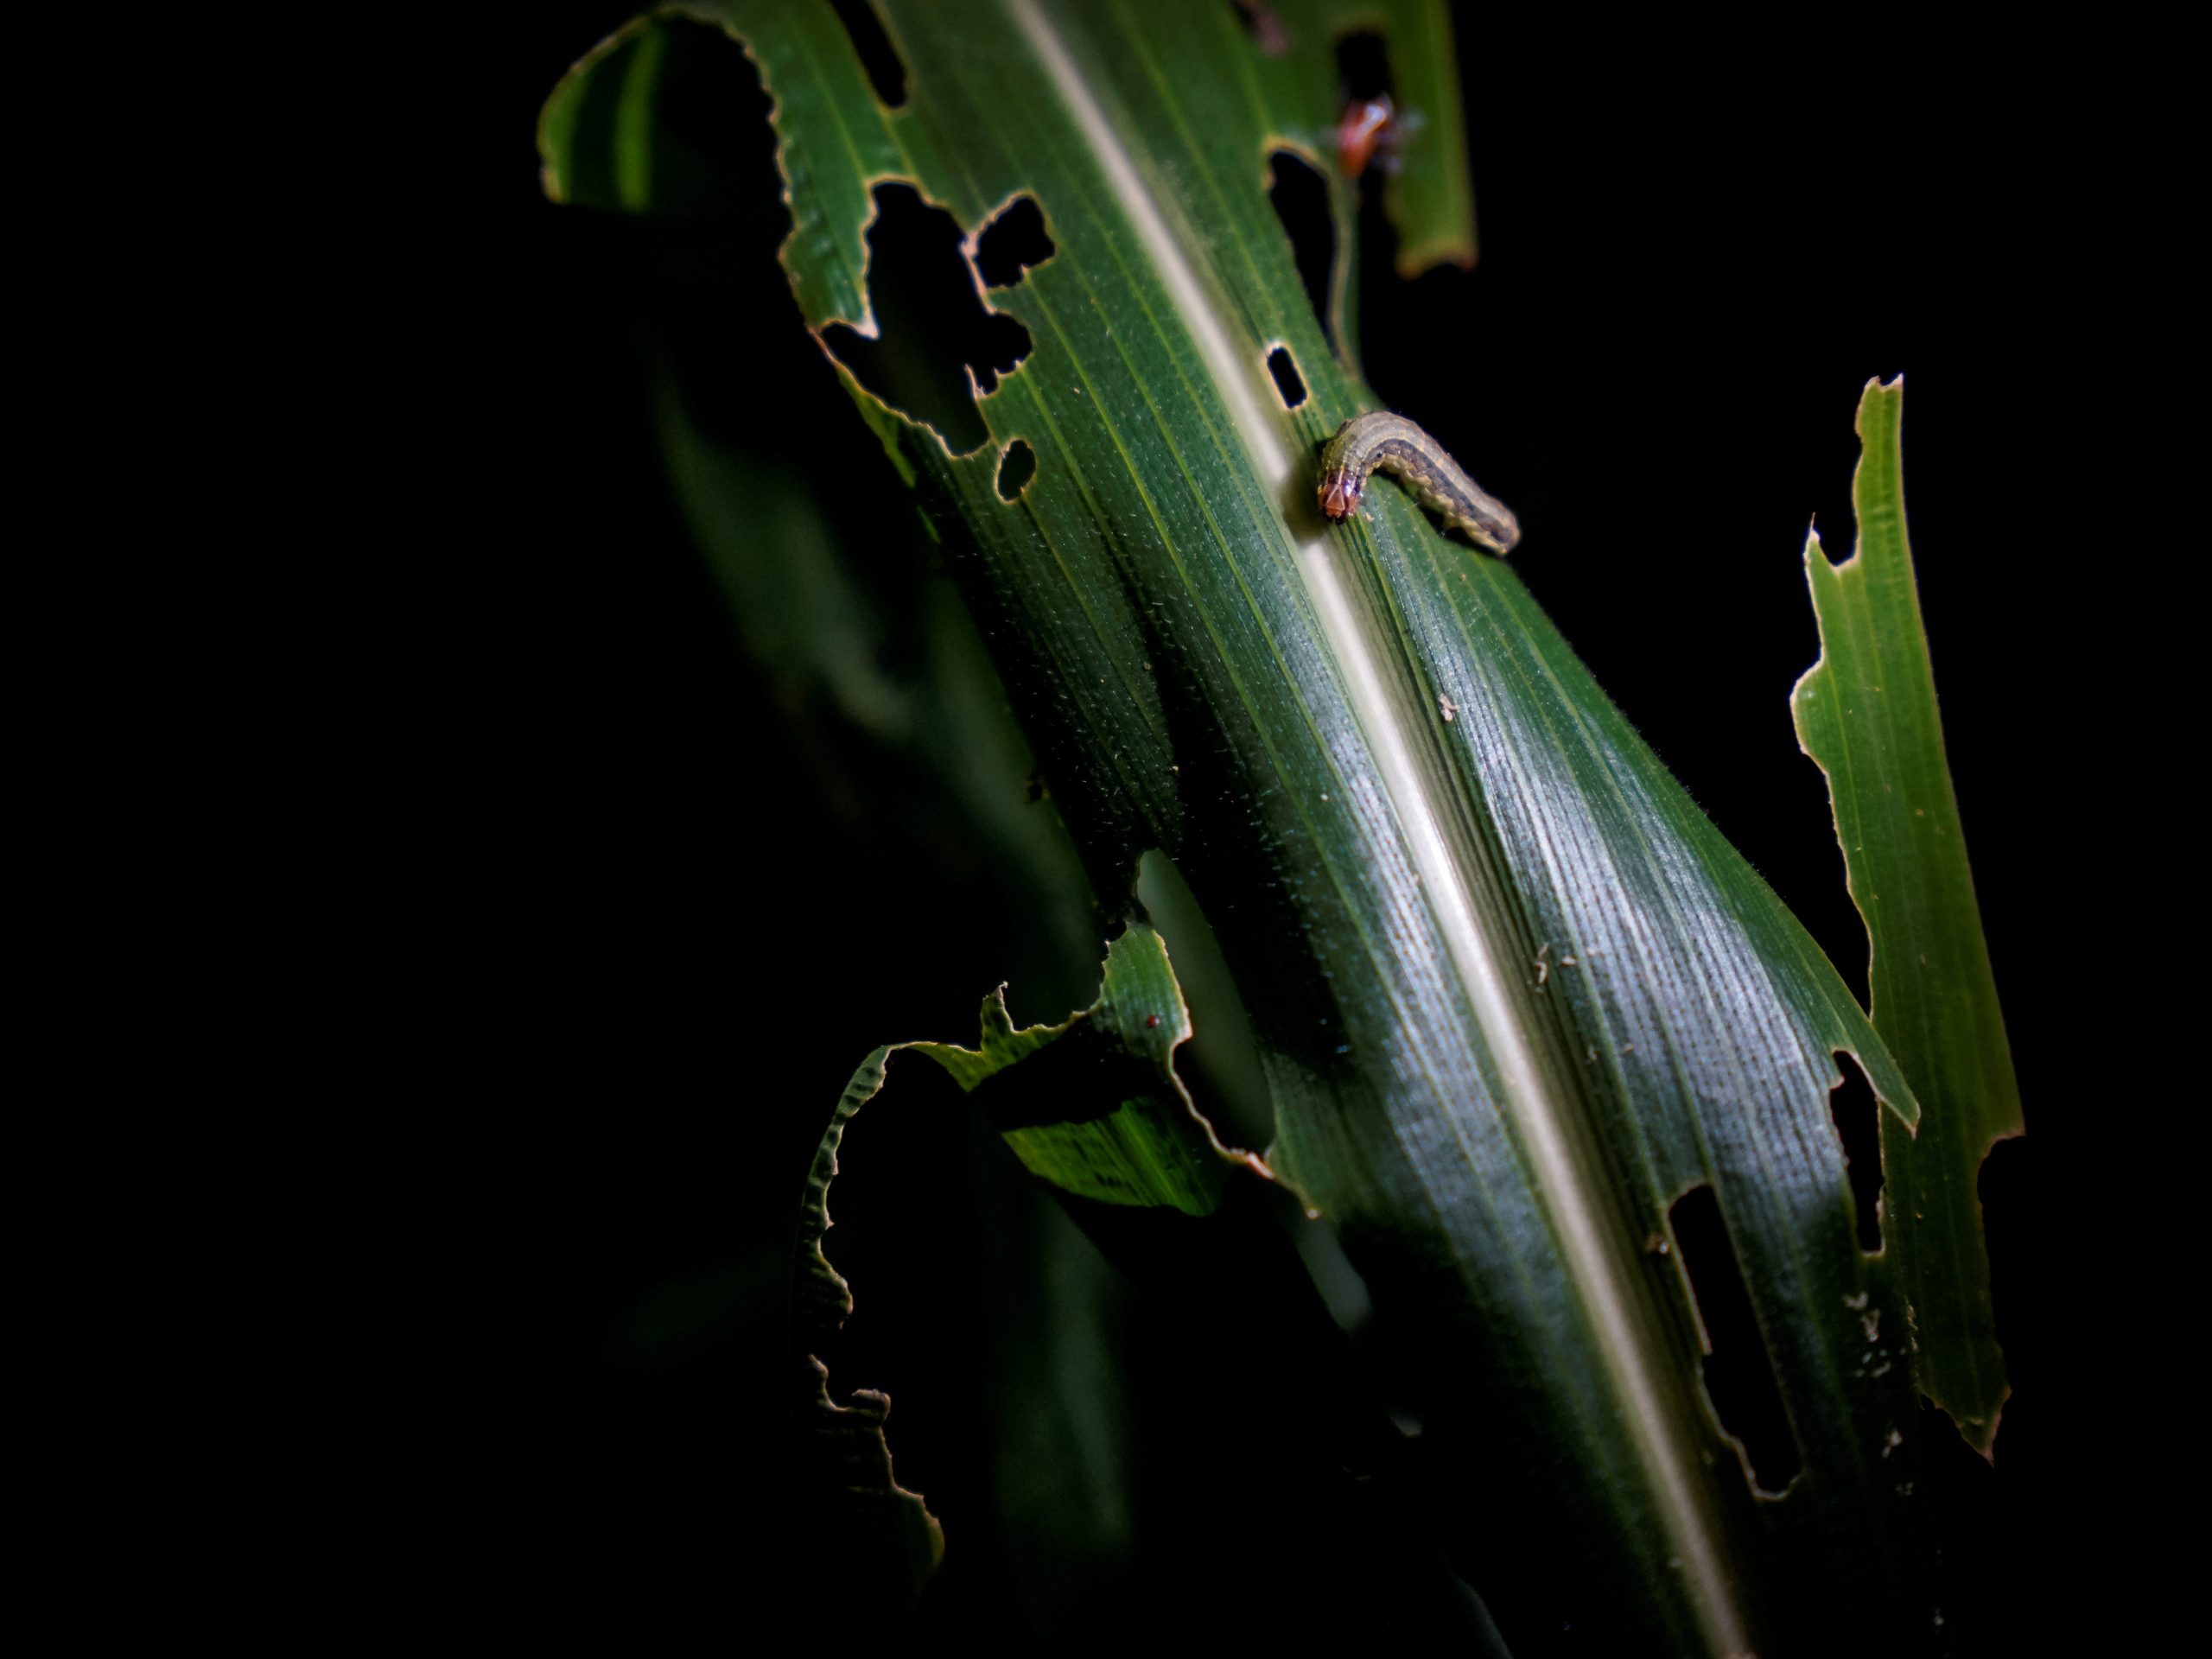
(1792, 378, 2022, 1452)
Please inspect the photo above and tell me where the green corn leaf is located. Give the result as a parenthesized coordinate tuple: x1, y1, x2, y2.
(1793, 379, 2024, 1455)
(544, 7, 2004, 1651)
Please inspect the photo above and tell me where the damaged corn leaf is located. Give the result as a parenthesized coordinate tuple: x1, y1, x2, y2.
(795, 922, 1240, 1599)
(1793, 380, 2022, 1454)
(545, 6, 1977, 1652)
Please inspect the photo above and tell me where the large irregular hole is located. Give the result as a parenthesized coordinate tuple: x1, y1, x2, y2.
(1134, 851, 1272, 1153)
(825, 0, 907, 108)
(1668, 1185, 1802, 1494)
(1266, 346, 1308, 409)
(1828, 1050, 1885, 1254)
(1335, 29, 1394, 103)
(973, 195, 1056, 289)
(821, 183, 1033, 457)
(1267, 149, 1335, 350)
(995, 439, 1036, 500)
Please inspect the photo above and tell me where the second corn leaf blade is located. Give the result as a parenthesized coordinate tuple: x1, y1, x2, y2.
(544, 4, 1963, 1650)
(1794, 379, 2023, 1455)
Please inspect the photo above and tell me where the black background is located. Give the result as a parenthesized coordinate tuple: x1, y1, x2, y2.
(430, 4, 2101, 1649)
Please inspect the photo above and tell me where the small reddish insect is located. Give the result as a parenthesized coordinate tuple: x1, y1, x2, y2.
(1336, 93, 1395, 178)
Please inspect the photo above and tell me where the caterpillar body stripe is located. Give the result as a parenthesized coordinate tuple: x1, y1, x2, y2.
(1317, 413, 1521, 554)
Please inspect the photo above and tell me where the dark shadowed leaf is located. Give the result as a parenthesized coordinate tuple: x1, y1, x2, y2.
(793, 922, 1246, 1604)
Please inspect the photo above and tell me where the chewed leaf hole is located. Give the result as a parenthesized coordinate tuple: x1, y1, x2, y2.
(826, 0, 907, 108)
(996, 439, 1036, 500)
(1829, 1049, 1885, 1255)
(974, 196, 1056, 288)
(1334, 29, 1393, 102)
(1266, 149, 1335, 350)
(1265, 346, 1307, 409)
(821, 183, 1033, 457)
(1669, 1185, 1802, 1495)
